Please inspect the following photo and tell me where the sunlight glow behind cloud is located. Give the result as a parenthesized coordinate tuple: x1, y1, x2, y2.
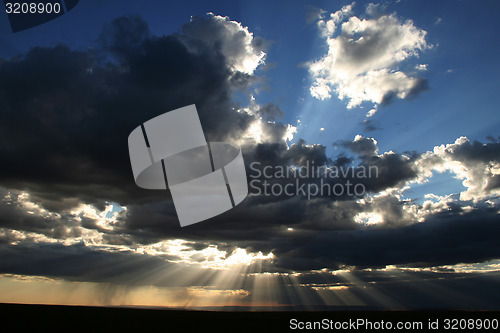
(309, 3, 430, 115)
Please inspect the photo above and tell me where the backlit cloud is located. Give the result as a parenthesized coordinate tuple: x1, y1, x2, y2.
(309, 3, 430, 115)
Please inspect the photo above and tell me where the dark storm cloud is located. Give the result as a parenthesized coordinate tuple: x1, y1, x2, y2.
(0, 15, 362, 251)
(273, 207, 500, 271)
(0, 15, 266, 210)
(1, 205, 499, 280)
(120, 195, 309, 245)
(1, 13, 500, 283)
(114, 135, 500, 272)
(0, 241, 181, 284)
(338, 135, 419, 192)
(0, 189, 82, 239)
(359, 152, 419, 192)
(2, 238, 500, 310)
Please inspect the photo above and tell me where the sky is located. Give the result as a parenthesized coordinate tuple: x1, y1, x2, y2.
(0, 0, 500, 309)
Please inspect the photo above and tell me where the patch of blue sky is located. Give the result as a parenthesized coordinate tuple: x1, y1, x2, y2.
(403, 170, 466, 202)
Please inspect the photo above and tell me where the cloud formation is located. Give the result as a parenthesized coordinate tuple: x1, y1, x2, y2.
(417, 136, 500, 201)
(0, 15, 283, 211)
(180, 13, 267, 75)
(309, 3, 429, 115)
(0, 11, 499, 307)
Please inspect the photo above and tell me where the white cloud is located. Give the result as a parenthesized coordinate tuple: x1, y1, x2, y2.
(182, 13, 266, 75)
(236, 100, 297, 145)
(417, 137, 500, 201)
(354, 211, 383, 225)
(136, 240, 274, 270)
(316, 3, 354, 37)
(309, 3, 430, 114)
(415, 64, 428, 71)
(367, 108, 377, 117)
